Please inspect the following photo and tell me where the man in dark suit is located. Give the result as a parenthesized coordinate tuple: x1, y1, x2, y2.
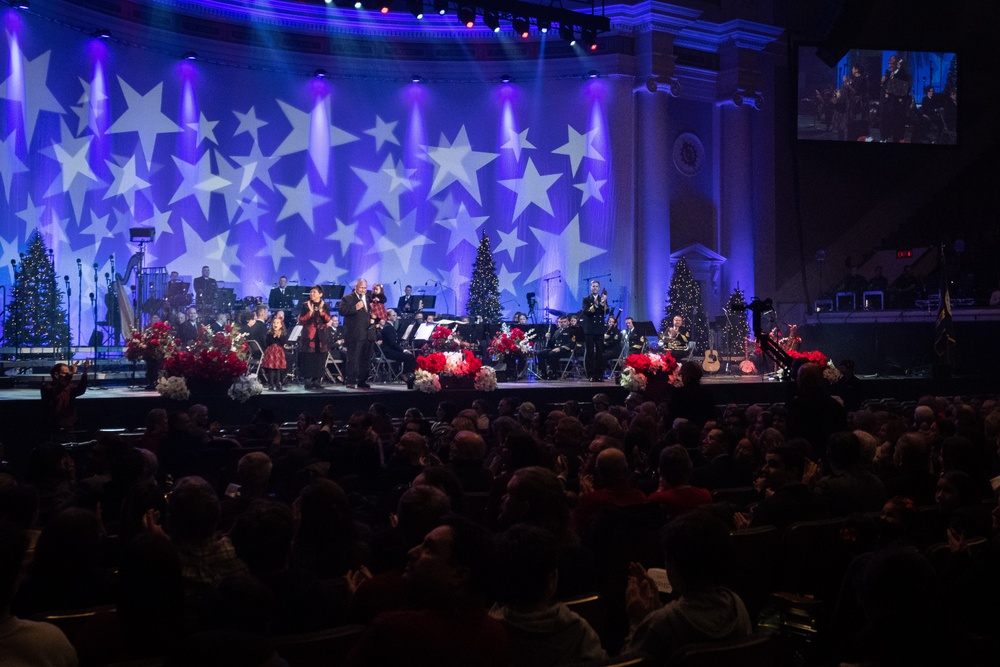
(268, 275, 295, 316)
(380, 309, 416, 389)
(397, 284, 418, 315)
(192, 265, 217, 312)
(581, 280, 609, 381)
(176, 306, 200, 344)
(338, 278, 374, 388)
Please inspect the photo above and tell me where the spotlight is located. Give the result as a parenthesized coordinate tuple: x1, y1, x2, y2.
(512, 16, 530, 38)
(559, 23, 575, 45)
(354, 1, 362, 8)
(379, 0, 391, 14)
(411, 74, 422, 83)
(537, 19, 550, 34)
(483, 11, 499, 33)
(93, 28, 111, 39)
(314, 68, 328, 78)
(324, 0, 333, 4)
(582, 28, 597, 51)
(434, 0, 447, 15)
(457, 5, 475, 28)
(408, 0, 423, 19)
(10, 1, 29, 9)
(500, 74, 512, 83)
(182, 51, 197, 61)
(587, 70, 599, 79)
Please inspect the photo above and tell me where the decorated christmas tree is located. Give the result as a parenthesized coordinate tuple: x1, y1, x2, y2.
(3, 231, 70, 348)
(466, 233, 503, 324)
(662, 257, 709, 352)
(723, 287, 751, 356)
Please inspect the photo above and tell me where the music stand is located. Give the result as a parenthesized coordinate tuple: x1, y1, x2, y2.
(415, 322, 436, 341)
(323, 284, 346, 299)
(288, 325, 303, 343)
(418, 295, 437, 311)
(633, 321, 658, 353)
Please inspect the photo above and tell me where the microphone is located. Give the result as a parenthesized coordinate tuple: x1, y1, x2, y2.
(93, 262, 98, 269)
(10, 259, 15, 267)
(89, 292, 95, 300)
(105, 272, 110, 280)
(64, 275, 70, 283)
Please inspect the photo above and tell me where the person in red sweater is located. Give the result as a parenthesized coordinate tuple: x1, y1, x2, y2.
(647, 445, 712, 517)
(344, 515, 508, 667)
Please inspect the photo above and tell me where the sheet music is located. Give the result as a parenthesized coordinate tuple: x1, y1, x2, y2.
(287, 324, 303, 342)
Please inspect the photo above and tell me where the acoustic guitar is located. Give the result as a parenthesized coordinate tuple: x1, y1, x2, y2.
(702, 330, 720, 373)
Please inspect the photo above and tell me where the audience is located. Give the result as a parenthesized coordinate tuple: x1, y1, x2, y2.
(3, 382, 1000, 665)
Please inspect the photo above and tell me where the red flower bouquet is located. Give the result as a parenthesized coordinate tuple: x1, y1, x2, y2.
(125, 321, 176, 362)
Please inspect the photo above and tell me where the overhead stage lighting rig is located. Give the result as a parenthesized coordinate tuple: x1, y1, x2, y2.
(325, 0, 611, 41)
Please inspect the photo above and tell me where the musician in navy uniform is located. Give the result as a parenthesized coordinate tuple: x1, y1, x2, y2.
(268, 275, 296, 315)
(602, 315, 623, 368)
(379, 309, 416, 389)
(536, 316, 574, 380)
(193, 266, 218, 313)
(581, 280, 610, 381)
(397, 284, 418, 315)
(625, 317, 645, 354)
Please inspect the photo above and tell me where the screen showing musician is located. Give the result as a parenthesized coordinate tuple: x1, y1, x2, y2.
(797, 47, 957, 144)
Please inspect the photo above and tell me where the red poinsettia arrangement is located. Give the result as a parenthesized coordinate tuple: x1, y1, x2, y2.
(162, 323, 249, 381)
(488, 327, 527, 355)
(624, 352, 678, 375)
(125, 321, 176, 362)
(416, 349, 482, 377)
(787, 349, 828, 367)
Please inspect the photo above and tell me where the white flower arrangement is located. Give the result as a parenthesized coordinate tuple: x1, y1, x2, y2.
(413, 368, 441, 393)
(228, 375, 264, 403)
(474, 366, 498, 392)
(156, 375, 190, 401)
(619, 367, 647, 392)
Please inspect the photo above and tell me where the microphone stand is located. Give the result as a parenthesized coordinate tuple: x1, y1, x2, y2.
(77, 260, 83, 345)
(64, 276, 72, 362)
(89, 291, 102, 384)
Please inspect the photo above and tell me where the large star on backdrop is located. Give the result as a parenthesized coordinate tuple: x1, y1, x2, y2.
(351, 154, 414, 220)
(180, 221, 241, 283)
(494, 227, 527, 261)
(498, 158, 562, 219)
(426, 126, 497, 205)
(233, 106, 268, 142)
(41, 119, 106, 224)
(274, 174, 330, 233)
(16, 193, 47, 228)
(363, 115, 400, 152)
(271, 99, 359, 176)
(0, 130, 29, 203)
(169, 151, 231, 220)
(255, 230, 295, 274)
(232, 139, 279, 192)
(551, 125, 605, 176)
(186, 111, 220, 148)
(574, 173, 607, 205)
(434, 202, 489, 254)
(497, 263, 520, 296)
(500, 127, 536, 161)
(0, 50, 66, 149)
(373, 210, 433, 274)
(525, 214, 607, 289)
(0, 236, 20, 281)
(234, 194, 269, 233)
(108, 78, 181, 169)
(308, 256, 349, 285)
(104, 155, 151, 212)
(326, 218, 363, 254)
(71, 77, 108, 137)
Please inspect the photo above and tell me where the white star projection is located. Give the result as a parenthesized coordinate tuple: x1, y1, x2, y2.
(256, 230, 295, 274)
(232, 140, 279, 192)
(352, 154, 416, 220)
(233, 106, 268, 141)
(71, 77, 108, 137)
(364, 115, 400, 152)
(525, 215, 607, 289)
(426, 126, 498, 205)
(434, 202, 489, 254)
(373, 210, 433, 274)
(574, 173, 607, 205)
(271, 99, 359, 181)
(0, 50, 66, 149)
(552, 125, 605, 176)
(497, 263, 521, 296)
(500, 127, 536, 161)
(498, 158, 562, 219)
(234, 194, 269, 233)
(186, 112, 220, 148)
(0, 130, 29, 202)
(274, 174, 331, 233)
(108, 78, 182, 169)
(180, 221, 242, 283)
(104, 155, 152, 212)
(493, 228, 527, 261)
(326, 218, 363, 254)
(169, 152, 232, 221)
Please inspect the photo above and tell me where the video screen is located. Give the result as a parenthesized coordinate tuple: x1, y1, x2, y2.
(797, 47, 957, 144)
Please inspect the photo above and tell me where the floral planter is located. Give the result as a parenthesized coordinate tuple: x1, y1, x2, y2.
(184, 377, 234, 398)
(439, 375, 476, 392)
(642, 373, 674, 404)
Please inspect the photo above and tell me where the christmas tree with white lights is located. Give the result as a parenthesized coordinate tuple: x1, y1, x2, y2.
(662, 257, 709, 352)
(723, 287, 751, 355)
(466, 233, 503, 323)
(3, 231, 70, 348)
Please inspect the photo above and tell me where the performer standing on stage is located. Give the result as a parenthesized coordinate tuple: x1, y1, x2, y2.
(41, 360, 89, 434)
(370, 282, 388, 322)
(268, 275, 296, 317)
(339, 279, 375, 389)
(398, 284, 417, 315)
(262, 312, 288, 391)
(298, 285, 332, 390)
(582, 280, 609, 381)
(193, 266, 218, 313)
